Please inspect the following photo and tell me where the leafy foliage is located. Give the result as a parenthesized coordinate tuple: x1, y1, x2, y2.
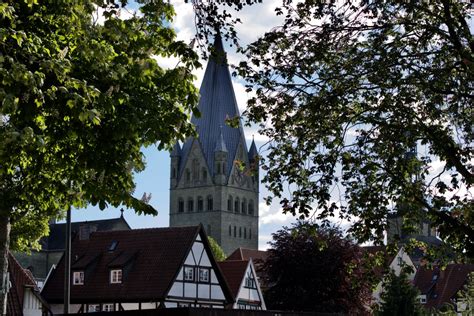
(455, 272, 474, 316)
(1, 0, 199, 248)
(0, 0, 200, 310)
(262, 222, 373, 314)
(377, 271, 425, 316)
(208, 236, 226, 261)
(231, 0, 473, 256)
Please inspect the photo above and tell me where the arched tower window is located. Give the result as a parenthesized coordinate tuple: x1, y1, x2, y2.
(234, 198, 240, 213)
(202, 168, 207, 182)
(239, 227, 242, 238)
(229, 225, 232, 236)
(197, 196, 203, 212)
(207, 195, 213, 211)
(185, 168, 191, 182)
(244, 227, 247, 239)
(192, 159, 199, 181)
(248, 200, 254, 215)
(234, 226, 236, 237)
(178, 199, 184, 213)
(172, 167, 176, 179)
(249, 228, 252, 239)
(187, 198, 194, 212)
(227, 195, 233, 211)
(242, 198, 247, 214)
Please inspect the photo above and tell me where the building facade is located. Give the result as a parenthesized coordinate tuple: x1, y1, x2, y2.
(169, 34, 259, 255)
(41, 226, 234, 313)
(14, 215, 131, 287)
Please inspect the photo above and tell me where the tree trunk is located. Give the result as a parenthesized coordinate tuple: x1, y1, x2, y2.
(0, 215, 11, 316)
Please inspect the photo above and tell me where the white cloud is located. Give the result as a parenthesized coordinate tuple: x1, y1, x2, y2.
(259, 202, 296, 226)
(258, 234, 273, 250)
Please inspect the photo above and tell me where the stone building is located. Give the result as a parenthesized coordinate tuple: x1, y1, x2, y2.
(169, 34, 259, 255)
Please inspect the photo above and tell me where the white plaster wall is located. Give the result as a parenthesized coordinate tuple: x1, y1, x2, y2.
(50, 304, 81, 314)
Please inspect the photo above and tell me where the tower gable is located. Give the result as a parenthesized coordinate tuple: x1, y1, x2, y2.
(228, 139, 254, 191)
(177, 139, 212, 188)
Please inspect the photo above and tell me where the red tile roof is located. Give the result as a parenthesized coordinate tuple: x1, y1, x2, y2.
(414, 264, 474, 309)
(226, 248, 267, 263)
(218, 260, 249, 299)
(42, 226, 232, 304)
(7, 252, 42, 315)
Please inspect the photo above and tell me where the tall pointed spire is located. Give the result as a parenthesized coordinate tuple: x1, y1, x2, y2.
(170, 142, 181, 157)
(248, 137, 258, 161)
(178, 32, 247, 178)
(214, 127, 228, 152)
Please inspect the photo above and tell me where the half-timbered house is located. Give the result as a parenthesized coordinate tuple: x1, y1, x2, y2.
(218, 260, 266, 310)
(41, 226, 233, 313)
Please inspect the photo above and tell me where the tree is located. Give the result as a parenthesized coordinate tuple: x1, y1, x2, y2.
(261, 222, 373, 314)
(0, 0, 200, 312)
(230, 0, 474, 257)
(208, 236, 226, 261)
(455, 272, 474, 316)
(377, 271, 425, 316)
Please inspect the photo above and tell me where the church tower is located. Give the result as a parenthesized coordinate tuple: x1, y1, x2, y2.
(169, 34, 259, 255)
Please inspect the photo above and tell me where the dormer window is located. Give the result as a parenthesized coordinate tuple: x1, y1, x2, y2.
(110, 269, 122, 284)
(73, 271, 84, 285)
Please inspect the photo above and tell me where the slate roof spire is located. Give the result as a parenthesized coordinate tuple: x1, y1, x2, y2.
(178, 32, 248, 178)
(248, 137, 258, 161)
(214, 127, 228, 152)
(170, 142, 181, 157)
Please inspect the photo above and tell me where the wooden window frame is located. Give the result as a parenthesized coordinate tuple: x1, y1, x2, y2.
(110, 269, 122, 284)
(73, 271, 84, 285)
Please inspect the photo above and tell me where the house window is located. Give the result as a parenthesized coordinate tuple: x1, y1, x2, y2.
(178, 199, 184, 213)
(229, 225, 232, 236)
(234, 226, 236, 237)
(397, 257, 403, 266)
(184, 266, 194, 281)
(239, 227, 242, 238)
(73, 271, 84, 285)
(199, 268, 210, 283)
(249, 228, 252, 239)
(244, 227, 247, 239)
(197, 197, 203, 212)
(188, 198, 194, 212)
(88, 305, 100, 312)
(227, 196, 233, 211)
(103, 303, 114, 312)
(419, 295, 427, 304)
(248, 200, 254, 215)
(242, 199, 247, 214)
(110, 269, 122, 284)
(207, 196, 213, 211)
(245, 275, 257, 289)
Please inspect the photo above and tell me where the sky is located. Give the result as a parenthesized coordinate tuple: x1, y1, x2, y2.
(72, 1, 473, 250)
(72, 1, 299, 250)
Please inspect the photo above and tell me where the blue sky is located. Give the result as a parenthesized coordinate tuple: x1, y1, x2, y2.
(72, 1, 299, 250)
(73, 1, 470, 249)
